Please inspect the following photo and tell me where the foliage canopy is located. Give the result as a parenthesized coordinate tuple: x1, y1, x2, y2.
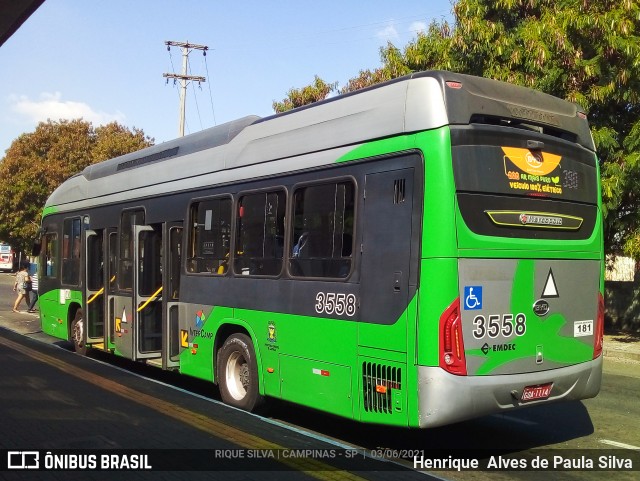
(274, 0, 640, 258)
(0, 119, 153, 251)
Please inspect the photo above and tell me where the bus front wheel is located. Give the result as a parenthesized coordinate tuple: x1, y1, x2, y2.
(217, 333, 263, 411)
(71, 310, 87, 356)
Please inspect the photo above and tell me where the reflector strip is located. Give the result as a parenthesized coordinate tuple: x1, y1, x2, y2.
(312, 368, 330, 377)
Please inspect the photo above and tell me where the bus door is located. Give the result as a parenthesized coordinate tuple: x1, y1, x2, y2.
(84, 229, 105, 347)
(359, 167, 415, 352)
(112, 210, 162, 360)
(134, 224, 163, 360)
(163, 222, 183, 370)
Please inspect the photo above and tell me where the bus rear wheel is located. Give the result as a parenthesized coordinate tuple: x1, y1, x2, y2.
(217, 333, 263, 411)
(71, 310, 87, 356)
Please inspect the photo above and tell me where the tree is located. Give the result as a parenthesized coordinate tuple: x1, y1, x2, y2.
(272, 76, 338, 113)
(274, 0, 640, 258)
(0, 119, 153, 251)
(389, 0, 640, 259)
(92, 122, 151, 163)
(340, 66, 393, 94)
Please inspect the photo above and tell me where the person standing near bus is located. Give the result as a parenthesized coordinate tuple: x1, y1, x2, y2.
(12, 263, 31, 312)
(27, 269, 38, 313)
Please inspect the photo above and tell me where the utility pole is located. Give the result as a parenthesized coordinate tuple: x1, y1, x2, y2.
(163, 40, 208, 137)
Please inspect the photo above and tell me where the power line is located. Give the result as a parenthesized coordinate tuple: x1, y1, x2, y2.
(216, 11, 449, 52)
(203, 54, 217, 126)
(188, 61, 204, 131)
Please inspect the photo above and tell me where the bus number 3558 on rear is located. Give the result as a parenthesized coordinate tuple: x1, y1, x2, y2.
(472, 313, 527, 339)
(315, 292, 357, 317)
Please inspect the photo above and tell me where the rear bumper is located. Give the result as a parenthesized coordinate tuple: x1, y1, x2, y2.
(416, 356, 602, 428)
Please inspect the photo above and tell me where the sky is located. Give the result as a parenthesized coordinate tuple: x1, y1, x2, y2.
(0, 0, 454, 156)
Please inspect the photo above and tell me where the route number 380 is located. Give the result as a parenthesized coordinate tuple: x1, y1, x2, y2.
(315, 292, 357, 317)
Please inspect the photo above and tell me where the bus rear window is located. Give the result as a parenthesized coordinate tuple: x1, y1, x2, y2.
(451, 125, 598, 240)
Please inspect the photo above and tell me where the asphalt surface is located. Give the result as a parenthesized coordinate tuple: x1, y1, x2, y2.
(0, 284, 432, 481)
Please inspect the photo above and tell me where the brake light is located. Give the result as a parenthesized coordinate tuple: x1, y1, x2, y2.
(439, 298, 467, 375)
(594, 292, 604, 359)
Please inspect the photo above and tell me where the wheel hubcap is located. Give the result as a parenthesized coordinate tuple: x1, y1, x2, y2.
(73, 319, 84, 348)
(226, 351, 249, 401)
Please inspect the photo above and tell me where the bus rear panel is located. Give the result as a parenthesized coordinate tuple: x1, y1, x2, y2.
(416, 97, 602, 427)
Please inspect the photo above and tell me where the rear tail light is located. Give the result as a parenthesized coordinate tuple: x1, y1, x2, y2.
(439, 298, 467, 375)
(593, 292, 604, 359)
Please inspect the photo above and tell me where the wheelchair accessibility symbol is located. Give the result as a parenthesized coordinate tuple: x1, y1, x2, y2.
(464, 286, 483, 310)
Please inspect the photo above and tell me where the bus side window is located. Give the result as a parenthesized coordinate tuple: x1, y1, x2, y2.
(234, 190, 285, 276)
(188, 197, 231, 275)
(61, 218, 81, 285)
(42, 233, 58, 278)
(118, 209, 145, 291)
(290, 181, 354, 278)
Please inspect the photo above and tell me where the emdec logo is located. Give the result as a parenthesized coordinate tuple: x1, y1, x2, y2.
(7, 451, 39, 469)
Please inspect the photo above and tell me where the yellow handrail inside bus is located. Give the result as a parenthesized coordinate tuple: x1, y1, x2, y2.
(137, 286, 163, 312)
(87, 288, 104, 304)
(87, 276, 117, 304)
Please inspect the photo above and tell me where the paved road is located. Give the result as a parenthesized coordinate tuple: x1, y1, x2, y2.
(0, 273, 430, 480)
(0, 325, 433, 481)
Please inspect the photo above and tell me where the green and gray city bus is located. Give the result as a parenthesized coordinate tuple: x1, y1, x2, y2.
(37, 71, 603, 428)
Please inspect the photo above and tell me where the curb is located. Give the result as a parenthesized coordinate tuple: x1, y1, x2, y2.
(603, 347, 640, 363)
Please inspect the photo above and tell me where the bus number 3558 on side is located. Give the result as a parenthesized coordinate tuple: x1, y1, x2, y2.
(315, 292, 358, 317)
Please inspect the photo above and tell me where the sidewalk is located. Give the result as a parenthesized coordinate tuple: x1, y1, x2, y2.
(0, 309, 41, 335)
(1, 307, 639, 363)
(603, 329, 640, 363)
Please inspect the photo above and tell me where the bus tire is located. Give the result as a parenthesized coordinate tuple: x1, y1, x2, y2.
(217, 333, 263, 411)
(71, 309, 87, 356)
